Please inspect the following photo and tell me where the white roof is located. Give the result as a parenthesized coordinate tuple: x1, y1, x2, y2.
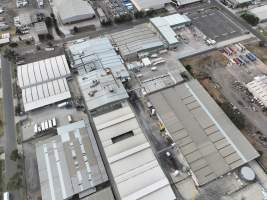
(177, 0, 201, 5)
(54, 0, 95, 23)
(247, 75, 267, 107)
(36, 120, 108, 200)
(249, 5, 267, 21)
(130, 0, 171, 11)
(150, 14, 191, 46)
(17, 55, 71, 112)
(93, 104, 176, 200)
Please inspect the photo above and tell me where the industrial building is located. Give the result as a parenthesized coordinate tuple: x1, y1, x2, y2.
(53, 0, 95, 24)
(228, 0, 251, 8)
(149, 80, 259, 186)
(174, 0, 202, 6)
(77, 69, 129, 114)
(36, 120, 108, 200)
(249, 5, 267, 22)
(93, 103, 176, 200)
(130, 0, 171, 11)
(17, 55, 71, 112)
(67, 37, 129, 81)
(110, 24, 164, 60)
(247, 75, 267, 107)
(150, 14, 191, 48)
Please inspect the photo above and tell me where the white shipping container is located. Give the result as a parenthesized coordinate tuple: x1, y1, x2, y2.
(52, 117, 56, 127)
(48, 120, 52, 128)
(44, 120, 49, 130)
(34, 124, 38, 134)
(41, 122, 45, 131)
(67, 115, 72, 123)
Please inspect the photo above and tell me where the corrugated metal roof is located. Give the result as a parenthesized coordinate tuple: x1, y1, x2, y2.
(68, 37, 129, 80)
(110, 24, 164, 58)
(130, 0, 171, 11)
(54, 0, 95, 24)
(17, 55, 71, 112)
(247, 75, 267, 107)
(93, 104, 176, 200)
(150, 14, 191, 46)
(36, 120, 108, 200)
(149, 80, 259, 186)
(78, 69, 129, 111)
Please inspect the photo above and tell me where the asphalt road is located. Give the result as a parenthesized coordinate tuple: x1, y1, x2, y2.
(1, 56, 21, 200)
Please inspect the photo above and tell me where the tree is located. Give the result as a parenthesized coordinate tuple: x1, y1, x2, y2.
(45, 17, 53, 28)
(47, 33, 54, 40)
(134, 10, 145, 19)
(73, 26, 79, 33)
(241, 13, 259, 26)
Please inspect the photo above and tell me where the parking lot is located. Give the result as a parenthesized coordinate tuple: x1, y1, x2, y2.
(179, 3, 245, 42)
(189, 9, 244, 42)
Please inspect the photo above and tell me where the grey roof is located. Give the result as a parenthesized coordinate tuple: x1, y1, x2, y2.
(150, 14, 191, 46)
(149, 80, 259, 186)
(68, 37, 129, 80)
(110, 24, 164, 59)
(82, 187, 115, 200)
(249, 5, 267, 22)
(78, 69, 129, 111)
(54, 0, 95, 24)
(93, 104, 176, 199)
(36, 120, 108, 200)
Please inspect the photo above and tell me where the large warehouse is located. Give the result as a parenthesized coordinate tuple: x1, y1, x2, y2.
(67, 37, 129, 81)
(175, 0, 202, 6)
(249, 5, 267, 22)
(130, 0, 171, 11)
(36, 120, 108, 200)
(17, 55, 72, 112)
(77, 69, 129, 114)
(53, 0, 95, 24)
(93, 103, 176, 200)
(149, 80, 259, 186)
(110, 24, 164, 60)
(150, 14, 191, 48)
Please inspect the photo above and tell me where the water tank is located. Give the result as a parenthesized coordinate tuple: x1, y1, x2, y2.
(240, 166, 256, 181)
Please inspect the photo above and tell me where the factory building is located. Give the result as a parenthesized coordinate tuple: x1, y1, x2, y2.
(17, 55, 72, 112)
(150, 14, 191, 48)
(149, 80, 259, 186)
(93, 102, 176, 200)
(53, 0, 95, 24)
(228, 0, 252, 8)
(130, 0, 171, 11)
(67, 37, 129, 81)
(110, 24, 165, 60)
(36, 120, 109, 200)
(77, 69, 129, 115)
(249, 5, 267, 23)
(247, 75, 267, 107)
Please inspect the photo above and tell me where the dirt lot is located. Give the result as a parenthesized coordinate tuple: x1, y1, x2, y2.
(181, 49, 267, 171)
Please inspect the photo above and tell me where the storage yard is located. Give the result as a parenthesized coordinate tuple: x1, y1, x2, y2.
(181, 42, 267, 171)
